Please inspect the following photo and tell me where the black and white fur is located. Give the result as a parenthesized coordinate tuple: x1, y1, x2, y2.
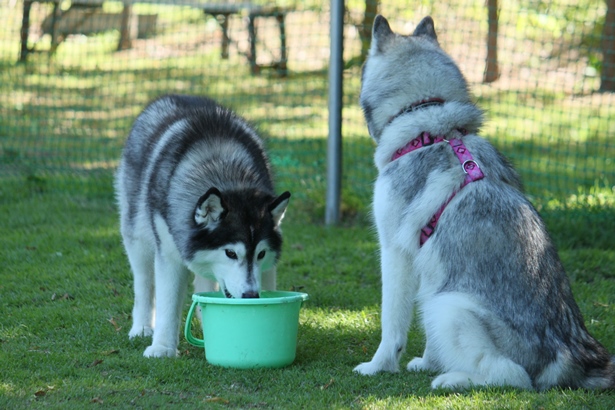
(354, 15, 615, 390)
(115, 95, 290, 358)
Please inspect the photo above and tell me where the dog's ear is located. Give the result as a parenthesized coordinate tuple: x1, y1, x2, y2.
(269, 191, 290, 227)
(413, 16, 438, 41)
(195, 188, 227, 226)
(371, 15, 394, 53)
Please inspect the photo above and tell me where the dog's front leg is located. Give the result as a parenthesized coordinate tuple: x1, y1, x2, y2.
(143, 252, 190, 358)
(126, 240, 155, 339)
(354, 244, 417, 375)
(193, 274, 218, 294)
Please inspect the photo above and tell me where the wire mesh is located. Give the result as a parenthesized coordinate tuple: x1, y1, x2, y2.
(1, 0, 614, 228)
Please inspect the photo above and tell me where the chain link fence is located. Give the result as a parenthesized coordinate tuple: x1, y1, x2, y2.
(1, 1, 614, 232)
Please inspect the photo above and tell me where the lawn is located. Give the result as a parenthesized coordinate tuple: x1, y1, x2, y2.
(1, 178, 614, 409)
(2, 1, 615, 408)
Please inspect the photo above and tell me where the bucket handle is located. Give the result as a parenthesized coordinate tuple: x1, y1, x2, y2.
(184, 299, 204, 348)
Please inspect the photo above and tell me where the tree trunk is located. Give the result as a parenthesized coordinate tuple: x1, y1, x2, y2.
(118, 5, 134, 51)
(484, 0, 500, 83)
(600, 0, 615, 92)
(359, 0, 378, 63)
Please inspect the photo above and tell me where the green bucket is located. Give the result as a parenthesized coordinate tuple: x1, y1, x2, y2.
(185, 291, 309, 369)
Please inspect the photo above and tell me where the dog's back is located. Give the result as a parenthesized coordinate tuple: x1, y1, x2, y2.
(116, 95, 276, 250)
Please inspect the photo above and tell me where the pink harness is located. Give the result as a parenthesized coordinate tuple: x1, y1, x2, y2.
(391, 130, 484, 246)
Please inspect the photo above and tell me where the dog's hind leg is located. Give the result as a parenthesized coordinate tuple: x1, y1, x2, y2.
(407, 338, 438, 373)
(422, 292, 533, 390)
(354, 245, 417, 375)
(126, 238, 155, 339)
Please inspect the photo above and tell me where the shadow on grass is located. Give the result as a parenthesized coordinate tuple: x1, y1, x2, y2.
(1, 49, 614, 239)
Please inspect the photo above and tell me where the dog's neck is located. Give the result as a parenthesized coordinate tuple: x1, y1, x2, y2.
(374, 100, 484, 172)
(386, 97, 445, 127)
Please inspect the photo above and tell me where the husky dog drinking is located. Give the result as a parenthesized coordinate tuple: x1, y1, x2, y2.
(116, 95, 290, 358)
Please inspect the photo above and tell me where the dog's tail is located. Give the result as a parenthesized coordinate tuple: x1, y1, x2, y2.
(595, 355, 615, 389)
(574, 344, 615, 390)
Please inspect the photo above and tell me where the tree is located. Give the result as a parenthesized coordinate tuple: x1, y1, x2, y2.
(601, 0, 615, 91)
(484, 0, 500, 83)
(358, 0, 378, 64)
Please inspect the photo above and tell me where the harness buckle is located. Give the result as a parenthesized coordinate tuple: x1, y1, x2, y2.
(462, 159, 480, 174)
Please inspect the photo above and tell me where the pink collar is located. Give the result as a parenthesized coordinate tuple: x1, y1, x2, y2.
(390, 129, 484, 246)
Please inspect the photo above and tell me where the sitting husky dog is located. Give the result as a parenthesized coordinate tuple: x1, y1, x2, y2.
(353, 15, 615, 390)
(116, 95, 290, 358)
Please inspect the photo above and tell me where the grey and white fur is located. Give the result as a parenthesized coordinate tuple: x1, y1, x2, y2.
(353, 15, 615, 390)
(115, 94, 290, 358)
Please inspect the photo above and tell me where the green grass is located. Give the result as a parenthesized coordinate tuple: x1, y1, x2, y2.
(1, 3, 615, 406)
(2, 53, 614, 219)
(1, 3, 614, 217)
(1, 180, 615, 409)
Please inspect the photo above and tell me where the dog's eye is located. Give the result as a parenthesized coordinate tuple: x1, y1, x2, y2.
(257, 250, 266, 260)
(225, 249, 237, 260)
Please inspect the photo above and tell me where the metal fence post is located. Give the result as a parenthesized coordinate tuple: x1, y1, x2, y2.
(326, 0, 344, 225)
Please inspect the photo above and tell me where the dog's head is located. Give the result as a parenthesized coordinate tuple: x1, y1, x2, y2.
(360, 15, 472, 142)
(187, 188, 290, 298)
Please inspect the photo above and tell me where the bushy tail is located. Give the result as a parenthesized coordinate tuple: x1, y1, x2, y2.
(575, 345, 615, 390)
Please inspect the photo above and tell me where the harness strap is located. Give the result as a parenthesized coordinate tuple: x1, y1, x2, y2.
(419, 137, 483, 246)
(388, 129, 484, 246)
(391, 132, 446, 161)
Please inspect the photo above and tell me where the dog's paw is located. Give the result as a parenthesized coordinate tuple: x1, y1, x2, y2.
(353, 362, 380, 375)
(354, 360, 399, 376)
(431, 372, 477, 390)
(129, 325, 154, 339)
(143, 344, 178, 358)
(407, 357, 432, 372)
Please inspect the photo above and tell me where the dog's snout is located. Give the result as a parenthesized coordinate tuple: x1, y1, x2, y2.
(241, 290, 260, 299)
